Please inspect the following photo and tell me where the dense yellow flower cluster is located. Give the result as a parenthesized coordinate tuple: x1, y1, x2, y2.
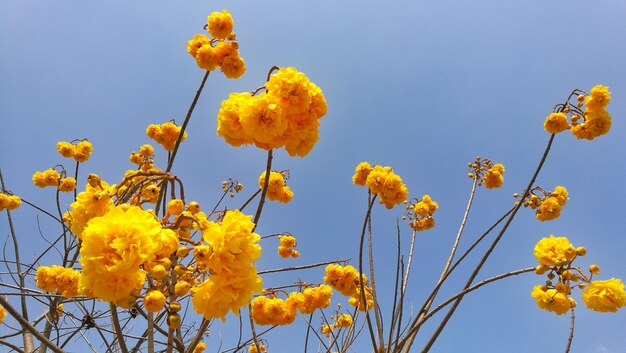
(216, 67, 327, 157)
(543, 85, 613, 140)
(482, 164, 505, 189)
(187, 10, 246, 78)
(324, 264, 374, 311)
(532, 236, 626, 315)
(534, 235, 577, 267)
(258, 171, 294, 203)
(250, 293, 301, 326)
(35, 265, 81, 297)
(250, 285, 332, 325)
(32, 168, 76, 193)
(0, 305, 6, 324)
(406, 195, 438, 232)
(523, 186, 568, 222)
(351, 162, 408, 209)
(146, 122, 188, 151)
(0, 192, 21, 211)
(64, 176, 114, 238)
(191, 210, 262, 321)
(56, 140, 93, 162)
(582, 278, 626, 313)
(278, 234, 299, 258)
(79, 205, 176, 304)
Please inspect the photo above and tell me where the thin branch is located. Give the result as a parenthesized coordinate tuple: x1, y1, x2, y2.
(565, 308, 575, 353)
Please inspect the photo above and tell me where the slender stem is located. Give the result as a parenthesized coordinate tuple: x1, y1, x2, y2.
(366, 194, 385, 349)
(252, 150, 273, 230)
(257, 260, 348, 275)
(147, 312, 154, 353)
(183, 319, 210, 353)
(165, 70, 210, 174)
(565, 309, 575, 353)
(387, 220, 402, 352)
(358, 193, 378, 351)
(402, 231, 417, 294)
(109, 303, 129, 353)
(418, 267, 535, 323)
(418, 134, 555, 352)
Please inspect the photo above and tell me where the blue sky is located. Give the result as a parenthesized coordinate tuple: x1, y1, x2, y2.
(1, 1, 625, 352)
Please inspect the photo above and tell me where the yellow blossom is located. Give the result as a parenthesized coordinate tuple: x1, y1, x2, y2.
(0, 305, 6, 324)
(482, 163, 505, 189)
(582, 278, 626, 312)
(544, 112, 570, 134)
(533, 235, 577, 267)
(144, 290, 166, 313)
(78, 206, 168, 302)
(531, 285, 575, 315)
(208, 10, 234, 39)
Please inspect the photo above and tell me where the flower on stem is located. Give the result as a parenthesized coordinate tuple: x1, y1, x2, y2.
(278, 234, 299, 258)
(352, 162, 408, 209)
(582, 278, 626, 312)
(0, 192, 21, 211)
(533, 235, 577, 267)
(259, 171, 293, 203)
(406, 195, 438, 232)
(143, 289, 166, 313)
(32, 168, 61, 188)
(146, 121, 188, 152)
(531, 285, 576, 315)
(216, 67, 327, 157)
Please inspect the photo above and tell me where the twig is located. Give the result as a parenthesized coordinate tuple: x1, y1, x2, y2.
(565, 308, 575, 353)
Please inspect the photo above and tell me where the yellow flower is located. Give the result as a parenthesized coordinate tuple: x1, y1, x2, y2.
(73, 140, 93, 162)
(535, 197, 562, 221)
(66, 180, 114, 238)
(36, 265, 81, 297)
(482, 163, 505, 189)
(240, 93, 287, 147)
(533, 235, 577, 267)
(543, 112, 570, 134)
(78, 206, 166, 302)
(324, 264, 366, 297)
(144, 290, 166, 313)
(552, 186, 568, 206)
(56, 141, 75, 158)
(0, 305, 6, 324)
(217, 92, 254, 147)
(58, 177, 77, 193)
(362, 165, 408, 209)
(208, 10, 234, 39)
(0, 194, 21, 211)
(192, 210, 263, 321)
(146, 122, 187, 151)
(585, 85, 611, 111)
(32, 169, 61, 188)
(582, 278, 626, 312)
(220, 55, 246, 79)
(531, 285, 575, 315)
(335, 313, 353, 328)
(352, 162, 372, 186)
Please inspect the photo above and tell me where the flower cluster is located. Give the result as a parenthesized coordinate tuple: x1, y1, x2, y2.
(258, 170, 294, 203)
(78, 205, 177, 305)
(0, 306, 5, 324)
(543, 85, 612, 140)
(324, 264, 374, 311)
(221, 177, 244, 198)
(216, 67, 327, 157)
(321, 313, 354, 336)
(467, 157, 505, 189)
(277, 234, 299, 258)
(250, 284, 333, 325)
(129, 144, 155, 171)
(0, 191, 21, 212)
(405, 195, 438, 232)
(352, 162, 408, 209)
(187, 10, 246, 78)
(532, 235, 626, 315)
(146, 121, 188, 152)
(32, 167, 77, 193)
(191, 210, 263, 321)
(56, 140, 93, 162)
(64, 175, 114, 238)
(521, 186, 568, 222)
(35, 265, 81, 297)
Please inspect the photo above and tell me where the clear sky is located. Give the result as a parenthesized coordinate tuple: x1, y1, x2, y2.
(1, 1, 625, 352)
